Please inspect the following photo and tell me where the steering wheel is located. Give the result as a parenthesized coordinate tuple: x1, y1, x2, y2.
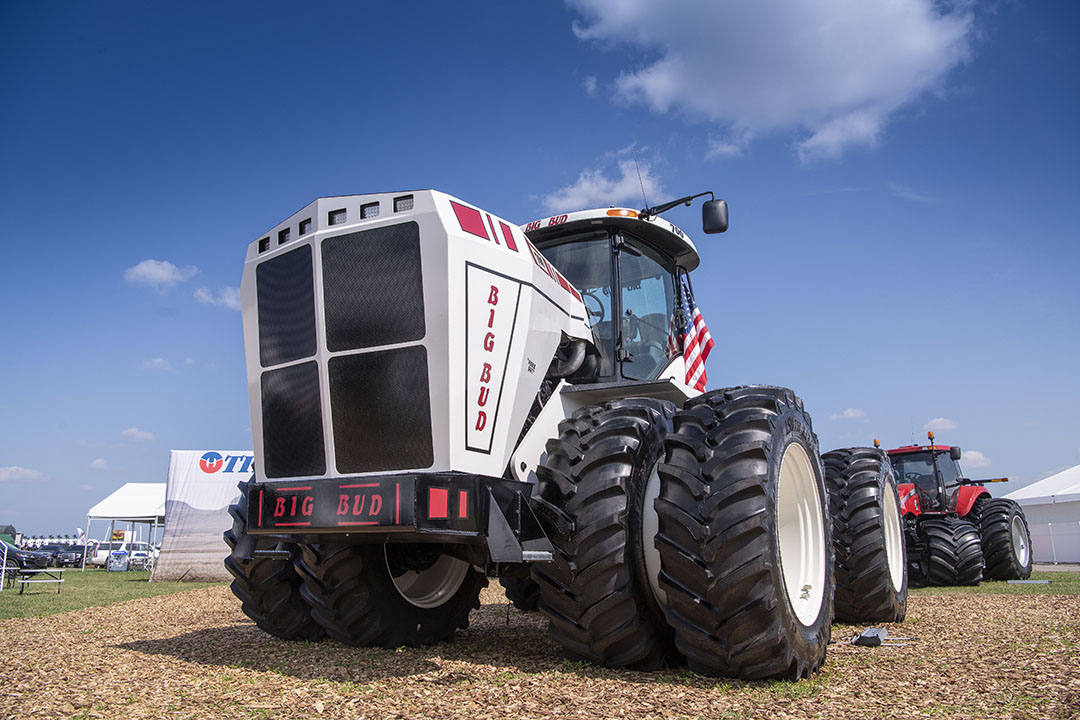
(582, 291, 605, 323)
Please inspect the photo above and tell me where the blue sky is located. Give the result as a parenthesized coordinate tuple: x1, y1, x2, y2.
(2, 1, 1077, 536)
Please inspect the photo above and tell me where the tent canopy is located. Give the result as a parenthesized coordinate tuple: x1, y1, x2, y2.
(1006, 465, 1080, 506)
(88, 482, 166, 522)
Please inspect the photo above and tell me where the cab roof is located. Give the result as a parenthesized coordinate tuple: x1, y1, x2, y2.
(887, 444, 955, 456)
(521, 207, 701, 271)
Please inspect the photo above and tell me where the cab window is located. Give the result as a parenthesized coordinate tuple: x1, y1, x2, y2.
(537, 234, 615, 377)
(619, 238, 676, 380)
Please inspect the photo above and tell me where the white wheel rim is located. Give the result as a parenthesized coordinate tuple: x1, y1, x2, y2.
(1010, 515, 1030, 567)
(882, 480, 905, 591)
(777, 442, 827, 627)
(642, 461, 666, 605)
(386, 549, 468, 609)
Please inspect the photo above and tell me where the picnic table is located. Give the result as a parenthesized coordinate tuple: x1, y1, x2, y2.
(15, 568, 65, 595)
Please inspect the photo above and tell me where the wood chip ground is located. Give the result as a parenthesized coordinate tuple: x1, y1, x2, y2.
(2, 585, 1078, 719)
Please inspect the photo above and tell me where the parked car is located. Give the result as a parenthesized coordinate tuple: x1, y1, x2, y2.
(57, 545, 91, 567)
(36, 543, 69, 567)
(89, 541, 158, 568)
(1, 538, 51, 570)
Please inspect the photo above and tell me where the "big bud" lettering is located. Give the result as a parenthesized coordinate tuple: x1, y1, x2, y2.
(475, 284, 498, 432)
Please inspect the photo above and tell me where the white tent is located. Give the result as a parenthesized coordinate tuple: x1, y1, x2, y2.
(150, 450, 250, 583)
(1006, 464, 1080, 564)
(84, 483, 166, 568)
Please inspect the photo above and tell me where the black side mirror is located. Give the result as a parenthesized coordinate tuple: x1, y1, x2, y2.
(950, 446, 962, 461)
(702, 198, 728, 234)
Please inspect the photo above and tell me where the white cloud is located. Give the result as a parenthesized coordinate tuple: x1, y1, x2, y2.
(924, 417, 958, 431)
(141, 357, 172, 371)
(706, 134, 746, 159)
(0, 466, 47, 482)
(829, 408, 868, 421)
(583, 74, 598, 97)
(195, 286, 241, 311)
(77, 484, 95, 492)
(88, 458, 109, 471)
(120, 427, 157, 442)
(185, 357, 195, 365)
(890, 183, 936, 204)
(124, 259, 198, 292)
(962, 450, 991, 468)
(569, 0, 974, 160)
(543, 156, 665, 213)
(833, 408, 866, 421)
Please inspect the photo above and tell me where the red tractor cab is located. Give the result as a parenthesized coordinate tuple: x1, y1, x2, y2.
(885, 433, 1032, 585)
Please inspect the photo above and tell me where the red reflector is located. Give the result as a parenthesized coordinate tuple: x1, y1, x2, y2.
(428, 487, 449, 519)
(451, 201, 488, 240)
(458, 490, 468, 518)
(498, 221, 519, 252)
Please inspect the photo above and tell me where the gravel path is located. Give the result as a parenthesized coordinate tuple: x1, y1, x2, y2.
(2, 585, 1078, 719)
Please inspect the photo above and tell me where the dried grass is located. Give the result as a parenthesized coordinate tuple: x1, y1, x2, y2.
(2, 585, 1078, 719)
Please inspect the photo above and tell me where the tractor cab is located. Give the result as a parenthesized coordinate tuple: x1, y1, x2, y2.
(887, 439, 964, 515)
(522, 194, 727, 384)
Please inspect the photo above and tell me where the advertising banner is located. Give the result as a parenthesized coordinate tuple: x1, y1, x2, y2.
(151, 450, 252, 582)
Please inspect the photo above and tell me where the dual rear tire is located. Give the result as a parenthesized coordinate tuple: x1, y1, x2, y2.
(225, 480, 486, 647)
(532, 387, 834, 679)
(822, 447, 907, 623)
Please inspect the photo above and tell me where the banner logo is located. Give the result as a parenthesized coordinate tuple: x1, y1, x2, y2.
(200, 452, 224, 473)
(199, 452, 254, 474)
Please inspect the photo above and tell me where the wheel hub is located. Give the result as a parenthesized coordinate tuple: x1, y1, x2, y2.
(882, 481, 905, 591)
(385, 545, 468, 609)
(1010, 515, 1030, 567)
(776, 442, 827, 626)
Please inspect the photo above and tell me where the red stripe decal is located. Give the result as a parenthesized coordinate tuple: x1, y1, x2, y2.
(276, 486, 312, 492)
(429, 487, 449, 519)
(274, 522, 311, 527)
(458, 490, 468, 519)
(486, 214, 500, 245)
(337, 521, 379, 526)
(451, 201, 488, 239)
(258, 489, 263, 527)
(498, 221, 519, 252)
(340, 483, 379, 488)
(395, 483, 400, 524)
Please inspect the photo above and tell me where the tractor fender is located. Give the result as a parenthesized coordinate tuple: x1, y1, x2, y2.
(896, 483, 921, 516)
(953, 485, 990, 518)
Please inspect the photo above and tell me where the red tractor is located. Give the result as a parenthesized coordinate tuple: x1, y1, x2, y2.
(886, 432, 1032, 585)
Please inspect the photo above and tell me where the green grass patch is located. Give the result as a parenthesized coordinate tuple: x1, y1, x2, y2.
(0, 567, 223, 619)
(908, 570, 1080, 596)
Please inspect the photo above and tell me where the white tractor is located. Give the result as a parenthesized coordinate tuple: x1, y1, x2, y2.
(226, 189, 896, 679)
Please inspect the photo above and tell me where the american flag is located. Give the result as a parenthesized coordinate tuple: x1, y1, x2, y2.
(666, 277, 714, 392)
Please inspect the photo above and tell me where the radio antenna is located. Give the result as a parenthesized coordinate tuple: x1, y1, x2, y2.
(634, 147, 650, 213)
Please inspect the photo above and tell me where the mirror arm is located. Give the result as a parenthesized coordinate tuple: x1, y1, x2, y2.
(640, 191, 715, 221)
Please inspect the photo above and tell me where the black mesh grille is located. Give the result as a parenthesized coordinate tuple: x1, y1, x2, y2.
(261, 361, 326, 478)
(322, 222, 425, 352)
(257, 245, 317, 367)
(329, 346, 433, 473)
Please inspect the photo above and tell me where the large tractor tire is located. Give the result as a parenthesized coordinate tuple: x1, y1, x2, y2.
(531, 398, 677, 670)
(917, 517, 984, 586)
(294, 542, 487, 648)
(655, 386, 833, 680)
(499, 575, 540, 611)
(822, 447, 907, 623)
(969, 498, 1033, 580)
(224, 480, 324, 641)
